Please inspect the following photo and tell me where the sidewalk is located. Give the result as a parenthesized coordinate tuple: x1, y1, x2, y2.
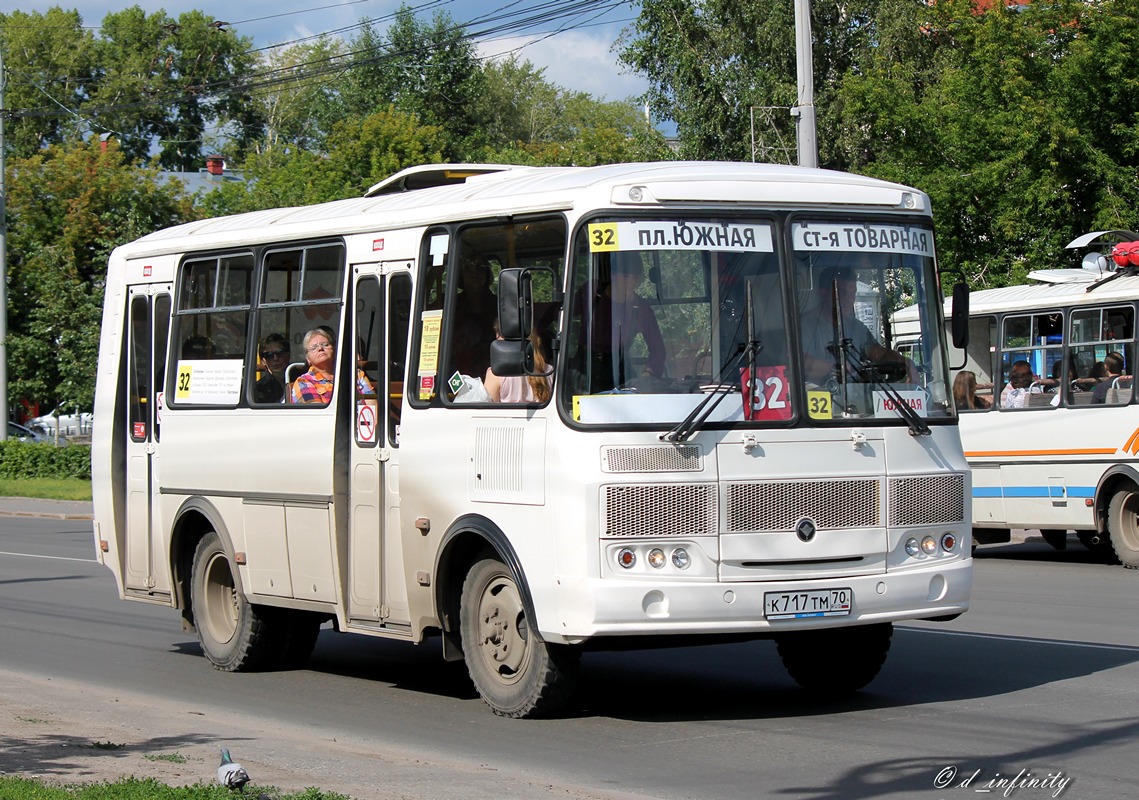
(0, 496, 93, 520)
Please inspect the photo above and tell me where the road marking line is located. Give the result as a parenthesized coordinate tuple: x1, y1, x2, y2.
(0, 550, 98, 564)
(902, 625, 1139, 653)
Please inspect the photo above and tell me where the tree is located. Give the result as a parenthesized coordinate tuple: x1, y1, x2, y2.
(0, 9, 97, 156)
(340, 8, 487, 160)
(5, 141, 197, 413)
(93, 8, 265, 170)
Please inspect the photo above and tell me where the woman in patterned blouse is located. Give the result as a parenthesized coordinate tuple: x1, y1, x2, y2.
(291, 327, 376, 405)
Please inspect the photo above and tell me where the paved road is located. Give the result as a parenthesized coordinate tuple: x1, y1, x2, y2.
(1, 516, 1135, 799)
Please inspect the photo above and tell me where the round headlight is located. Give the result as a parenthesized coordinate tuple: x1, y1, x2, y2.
(647, 548, 666, 568)
(617, 547, 636, 569)
(671, 548, 691, 569)
(921, 535, 938, 555)
(941, 532, 957, 552)
(905, 537, 921, 557)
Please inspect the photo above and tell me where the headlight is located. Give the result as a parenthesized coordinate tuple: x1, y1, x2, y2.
(905, 537, 921, 557)
(617, 547, 636, 569)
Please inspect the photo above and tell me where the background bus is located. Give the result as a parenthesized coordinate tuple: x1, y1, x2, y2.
(916, 230, 1139, 567)
(92, 162, 972, 718)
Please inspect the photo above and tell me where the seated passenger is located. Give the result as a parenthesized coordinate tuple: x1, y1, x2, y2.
(1091, 351, 1125, 404)
(1000, 360, 1036, 408)
(292, 328, 337, 404)
(254, 333, 290, 403)
(953, 370, 990, 410)
(484, 322, 552, 403)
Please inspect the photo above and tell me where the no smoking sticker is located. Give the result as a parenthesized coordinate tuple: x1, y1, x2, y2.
(357, 403, 376, 443)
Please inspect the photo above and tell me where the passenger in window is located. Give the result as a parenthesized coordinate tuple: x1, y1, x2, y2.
(801, 265, 917, 385)
(577, 252, 666, 392)
(1091, 352, 1125, 404)
(451, 251, 498, 377)
(291, 328, 338, 405)
(1000, 360, 1037, 408)
(484, 321, 552, 403)
(181, 335, 215, 359)
(953, 370, 990, 410)
(254, 333, 290, 403)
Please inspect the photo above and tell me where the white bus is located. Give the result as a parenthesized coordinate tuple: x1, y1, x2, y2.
(92, 162, 972, 717)
(932, 230, 1139, 567)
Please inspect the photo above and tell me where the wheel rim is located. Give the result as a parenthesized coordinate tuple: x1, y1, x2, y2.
(474, 573, 532, 686)
(1114, 492, 1139, 552)
(201, 551, 239, 646)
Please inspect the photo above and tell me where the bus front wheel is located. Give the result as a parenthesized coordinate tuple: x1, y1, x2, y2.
(1106, 491, 1139, 568)
(776, 622, 893, 695)
(190, 531, 280, 671)
(459, 558, 579, 718)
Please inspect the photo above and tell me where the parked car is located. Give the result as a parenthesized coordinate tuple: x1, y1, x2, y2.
(8, 421, 48, 443)
(28, 409, 93, 436)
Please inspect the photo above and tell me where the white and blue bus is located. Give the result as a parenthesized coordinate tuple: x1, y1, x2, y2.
(92, 162, 972, 717)
(918, 230, 1139, 567)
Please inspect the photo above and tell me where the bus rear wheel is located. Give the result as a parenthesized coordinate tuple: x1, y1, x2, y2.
(191, 532, 281, 671)
(1106, 490, 1139, 568)
(459, 558, 579, 718)
(776, 622, 893, 696)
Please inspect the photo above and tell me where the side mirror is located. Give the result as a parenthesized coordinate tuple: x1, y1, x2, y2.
(492, 268, 534, 377)
(496, 268, 533, 341)
(950, 282, 969, 350)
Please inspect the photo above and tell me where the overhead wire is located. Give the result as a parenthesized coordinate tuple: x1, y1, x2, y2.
(5, 0, 633, 119)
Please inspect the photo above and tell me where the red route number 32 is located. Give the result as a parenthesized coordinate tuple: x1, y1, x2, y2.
(740, 365, 792, 421)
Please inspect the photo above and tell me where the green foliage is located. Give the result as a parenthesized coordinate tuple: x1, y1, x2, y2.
(4, 140, 197, 413)
(0, 443, 92, 481)
(0, 777, 356, 800)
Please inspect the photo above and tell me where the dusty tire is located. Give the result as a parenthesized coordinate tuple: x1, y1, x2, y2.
(776, 622, 893, 696)
(190, 532, 282, 671)
(1040, 529, 1068, 551)
(1106, 491, 1139, 568)
(460, 558, 579, 718)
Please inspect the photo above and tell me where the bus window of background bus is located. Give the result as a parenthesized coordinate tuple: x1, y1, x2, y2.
(999, 312, 1063, 408)
(1067, 305, 1134, 406)
(950, 315, 997, 411)
(253, 243, 345, 407)
(170, 254, 253, 406)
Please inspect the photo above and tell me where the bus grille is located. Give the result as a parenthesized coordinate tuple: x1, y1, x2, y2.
(725, 479, 880, 531)
(603, 483, 718, 538)
(888, 474, 965, 527)
(601, 445, 703, 473)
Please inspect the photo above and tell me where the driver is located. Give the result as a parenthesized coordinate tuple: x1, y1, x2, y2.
(578, 251, 665, 392)
(800, 264, 918, 385)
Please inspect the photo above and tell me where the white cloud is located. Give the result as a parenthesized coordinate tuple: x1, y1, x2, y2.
(480, 29, 648, 102)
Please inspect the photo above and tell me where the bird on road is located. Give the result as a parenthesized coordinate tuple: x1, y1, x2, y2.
(217, 747, 251, 791)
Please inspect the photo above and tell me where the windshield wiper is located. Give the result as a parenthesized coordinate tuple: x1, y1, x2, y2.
(839, 341, 931, 436)
(663, 283, 761, 443)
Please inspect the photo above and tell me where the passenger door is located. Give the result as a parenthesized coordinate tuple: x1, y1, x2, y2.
(348, 267, 413, 627)
(124, 285, 172, 595)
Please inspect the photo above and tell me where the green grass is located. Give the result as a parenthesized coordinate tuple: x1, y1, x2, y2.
(0, 478, 92, 501)
(0, 777, 356, 799)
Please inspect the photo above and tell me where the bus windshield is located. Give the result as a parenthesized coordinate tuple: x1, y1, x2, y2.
(563, 216, 951, 428)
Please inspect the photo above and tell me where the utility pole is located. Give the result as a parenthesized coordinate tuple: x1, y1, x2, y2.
(792, 0, 818, 168)
(0, 45, 9, 439)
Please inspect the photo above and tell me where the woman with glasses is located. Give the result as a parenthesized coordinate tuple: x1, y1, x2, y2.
(254, 333, 291, 403)
(290, 327, 376, 405)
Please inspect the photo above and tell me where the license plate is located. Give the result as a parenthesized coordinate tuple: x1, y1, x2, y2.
(764, 588, 852, 620)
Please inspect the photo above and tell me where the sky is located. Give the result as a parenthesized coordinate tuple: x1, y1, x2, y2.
(10, 0, 651, 102)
